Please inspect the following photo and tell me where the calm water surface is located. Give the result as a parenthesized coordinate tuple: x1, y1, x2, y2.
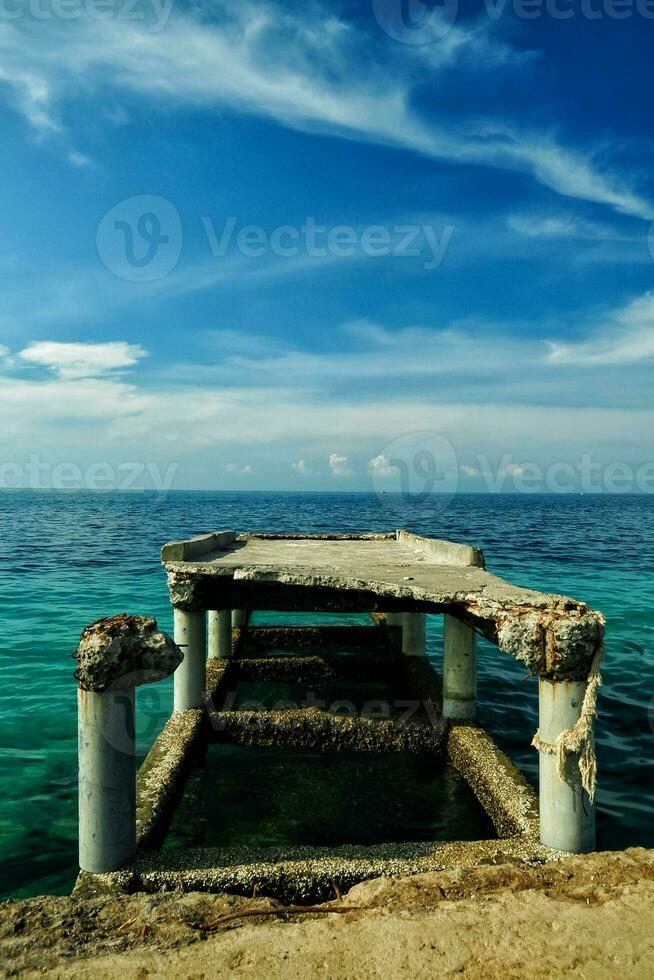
(0, 491, 652, 898)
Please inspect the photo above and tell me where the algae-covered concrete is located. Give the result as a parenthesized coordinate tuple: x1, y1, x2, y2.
(448, 726, 540, 840)
(135, 708, 204, 850)
(205, 704, 447, 754)
(123, 837, 556, 904)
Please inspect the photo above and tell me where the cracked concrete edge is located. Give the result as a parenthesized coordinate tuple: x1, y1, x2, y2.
(447, 725, 540, 841)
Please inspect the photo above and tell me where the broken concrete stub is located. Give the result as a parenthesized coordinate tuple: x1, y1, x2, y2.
(74, 614, 183, 693)
(493, 606, 604, 680)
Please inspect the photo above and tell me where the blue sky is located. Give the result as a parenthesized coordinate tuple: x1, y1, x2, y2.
(1, 0, 653, 492)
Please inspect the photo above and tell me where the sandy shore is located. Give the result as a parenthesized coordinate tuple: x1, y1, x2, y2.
(2, 848, 653, 978)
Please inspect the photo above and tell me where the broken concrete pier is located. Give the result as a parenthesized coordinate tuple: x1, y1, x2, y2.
(73, 529, 605, 900)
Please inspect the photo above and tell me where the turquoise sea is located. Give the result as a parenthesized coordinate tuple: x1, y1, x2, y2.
(0, 490, 652, 899)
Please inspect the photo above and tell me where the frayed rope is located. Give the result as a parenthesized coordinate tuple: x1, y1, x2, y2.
(531, 644, 603, 802)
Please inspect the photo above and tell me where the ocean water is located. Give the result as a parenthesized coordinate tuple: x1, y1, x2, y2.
(0, 490, 652, 899)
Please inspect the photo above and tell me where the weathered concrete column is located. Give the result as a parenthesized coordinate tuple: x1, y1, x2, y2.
(401, 613, 426, 657)
(232, 609, 247, 628)
(74, 614, 182, 875)
(443, 614, 477, 721)
(173, 608, 206, 711)
(208, 610, 233, 659)
(78, 687, 136, 873)
(538, 678, 596, 853)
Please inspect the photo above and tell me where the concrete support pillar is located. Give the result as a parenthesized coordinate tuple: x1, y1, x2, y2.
(232, 609, 247, 628)
(538, 678, 596, 853)
(401, 613, 426, 657)
(173, 608, 206, 711)
(443, 614, 477, 721)
(78, 687, 136, 873)
(208, 610, 233, 659)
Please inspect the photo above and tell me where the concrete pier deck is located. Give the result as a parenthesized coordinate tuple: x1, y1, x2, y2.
(163, 530, 603, 680)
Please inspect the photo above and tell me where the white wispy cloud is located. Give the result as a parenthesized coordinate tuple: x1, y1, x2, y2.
(199, 320, 533, 387)
(367, 453, 397, 477)
(0, 3, 650, 217)
(68, 150, 91, 167)
(507, 213, 629, 241)
(546, 293, 654, 366)
(18, 341, 147, 379)
(329, 453, 350, 477)
(291, 459, 309, 475)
